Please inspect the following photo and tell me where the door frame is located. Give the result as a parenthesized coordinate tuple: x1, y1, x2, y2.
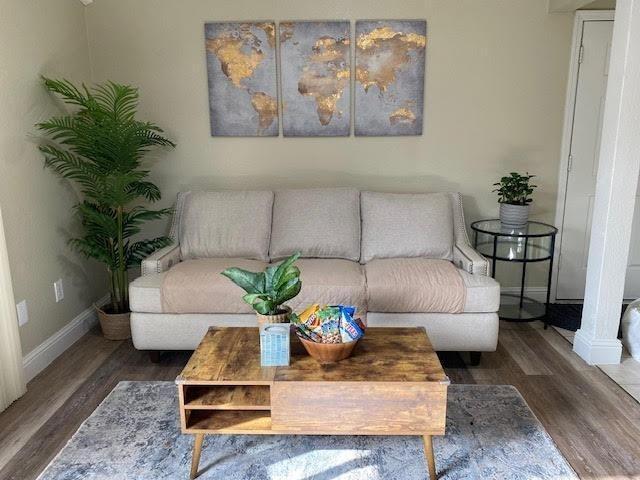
(551, 10, 615, 303)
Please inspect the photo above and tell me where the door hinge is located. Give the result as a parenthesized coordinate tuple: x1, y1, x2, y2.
(567, 154, 573, 172)
(578, 44, 584, 64)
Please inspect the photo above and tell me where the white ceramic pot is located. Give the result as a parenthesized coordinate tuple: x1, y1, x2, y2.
(499, 203, 529, 227)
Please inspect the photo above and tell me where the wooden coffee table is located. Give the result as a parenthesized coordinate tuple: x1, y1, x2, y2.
(176, 326, 449, 479)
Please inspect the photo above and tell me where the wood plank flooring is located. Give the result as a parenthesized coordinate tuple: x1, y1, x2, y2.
(1, 321, 639, 479)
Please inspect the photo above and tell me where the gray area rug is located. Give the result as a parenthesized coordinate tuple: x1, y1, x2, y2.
(38, 382, 577, 480)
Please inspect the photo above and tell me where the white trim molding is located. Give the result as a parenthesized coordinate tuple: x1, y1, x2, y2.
(22, 294, 109, 382)
(573, 331, 623, 364)
(552, 10, 615, 303)
(575, 0, 640, 366)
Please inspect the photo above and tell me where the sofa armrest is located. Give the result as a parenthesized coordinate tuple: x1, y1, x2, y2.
(141, 243, 181, 276)
(453, 243, 490, 276)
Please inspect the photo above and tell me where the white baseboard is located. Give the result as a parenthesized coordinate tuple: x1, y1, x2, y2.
(22, 294, 110, 382)
(573, 328, 623, 365)
(500, 286, 548, 303)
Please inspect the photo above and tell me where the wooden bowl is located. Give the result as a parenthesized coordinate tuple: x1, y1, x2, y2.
(298, 336, 359, 364)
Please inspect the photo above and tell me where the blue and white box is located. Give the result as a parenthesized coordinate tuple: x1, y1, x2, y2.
(260, 323, 290, 366)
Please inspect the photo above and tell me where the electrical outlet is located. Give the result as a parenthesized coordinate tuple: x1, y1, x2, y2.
(54, 278, 64, 303)
(16, 300, 28, 326)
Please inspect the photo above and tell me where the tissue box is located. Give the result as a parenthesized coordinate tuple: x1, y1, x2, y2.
(260, 323, 290, 366)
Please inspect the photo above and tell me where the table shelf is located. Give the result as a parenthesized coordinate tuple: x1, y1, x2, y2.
(183, 385, 271, 411)
(185, 409, 273, 434)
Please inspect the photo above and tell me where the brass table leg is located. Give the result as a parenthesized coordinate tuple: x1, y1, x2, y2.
(190, 433, 204, 479)
(423, 435, 437, 479)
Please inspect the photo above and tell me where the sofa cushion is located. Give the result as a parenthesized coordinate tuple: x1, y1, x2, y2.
(160, 258, 269, 314)
(365, 258, 498, 314)
(284, 259, 367, 316)
(360, 192, 453, 263)
(269, 188, 361, 261)
(179, 191, 274, 261)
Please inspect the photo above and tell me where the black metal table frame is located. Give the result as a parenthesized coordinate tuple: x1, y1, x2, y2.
(471, 220, 557, 326)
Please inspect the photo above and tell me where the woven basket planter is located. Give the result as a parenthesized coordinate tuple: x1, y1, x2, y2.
(96, 306, 132, 340)
(256, 305, 292, 326)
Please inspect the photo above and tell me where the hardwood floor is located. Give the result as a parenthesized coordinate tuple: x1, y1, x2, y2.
(1, 321, 639, 479)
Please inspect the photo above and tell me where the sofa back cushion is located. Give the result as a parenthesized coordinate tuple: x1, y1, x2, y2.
(179, 190, 273, 261)
(360, 192, 453, 263)
(269, 188, 361, 261)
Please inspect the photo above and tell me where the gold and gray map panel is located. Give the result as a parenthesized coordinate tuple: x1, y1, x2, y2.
(355, 20, 426, 136)
(280, 21, 351, 137)
(205, 22, 279, 136)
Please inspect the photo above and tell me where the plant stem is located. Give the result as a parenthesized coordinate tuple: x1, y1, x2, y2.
(117, 206, 125, 313)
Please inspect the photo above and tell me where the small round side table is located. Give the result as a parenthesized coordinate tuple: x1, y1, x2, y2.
(470, 220, 558, 326)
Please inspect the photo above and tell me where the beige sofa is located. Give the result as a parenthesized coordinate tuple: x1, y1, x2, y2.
(129, 189, 500, 358)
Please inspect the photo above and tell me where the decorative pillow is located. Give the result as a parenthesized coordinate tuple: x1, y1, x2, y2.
(269, 188, 361, 261)
(179, 190, 273, 261)
(360, 192, 453, 263)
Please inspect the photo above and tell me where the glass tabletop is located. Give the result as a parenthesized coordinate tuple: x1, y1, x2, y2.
(471, 220, 557, 238)
(475, 238, 553, 261)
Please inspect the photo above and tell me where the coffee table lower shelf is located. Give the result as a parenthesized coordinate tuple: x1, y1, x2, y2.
(178, 382, 442, 479)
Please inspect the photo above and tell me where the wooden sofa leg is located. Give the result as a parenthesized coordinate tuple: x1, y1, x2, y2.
(149, 351, 162, 363)
(469, 352, 482, 366)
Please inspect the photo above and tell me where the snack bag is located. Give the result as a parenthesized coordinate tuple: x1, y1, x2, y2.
(296, 324, 323, 343)
(321, 318, 340, 339)
(339, 315, 364, 342)
(298, 304, 320, 327)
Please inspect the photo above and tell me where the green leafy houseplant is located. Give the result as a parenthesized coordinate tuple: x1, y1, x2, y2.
(221, 253, 302, 317)
(492, 172, 537, 205)
(37, 78, 175, 315)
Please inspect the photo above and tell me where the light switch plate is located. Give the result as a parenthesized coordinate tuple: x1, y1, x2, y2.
(16, 300, 28, 326)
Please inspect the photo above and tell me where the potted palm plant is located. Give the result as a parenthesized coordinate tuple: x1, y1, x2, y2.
(492, 172, 537, 227)
(37, 78, 175, 340)
(222, 253, 302, 325)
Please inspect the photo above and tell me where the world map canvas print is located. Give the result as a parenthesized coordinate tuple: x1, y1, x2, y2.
(279, 21, 351, 137)
(355, 20, 427, 136)
(204, 22, 279, 136)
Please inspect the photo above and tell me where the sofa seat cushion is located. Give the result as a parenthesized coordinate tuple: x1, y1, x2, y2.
(269, 188, 361, 261)
(365, 258, 498, 314)
(284, 259, 367, 316)
(161, 258, 269, 314)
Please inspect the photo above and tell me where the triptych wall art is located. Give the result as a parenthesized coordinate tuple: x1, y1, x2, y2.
(204, 20, 427, 137)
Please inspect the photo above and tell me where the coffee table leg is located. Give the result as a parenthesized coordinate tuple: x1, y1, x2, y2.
(190, 433, 204, 479)
(422, 435, 437, 479)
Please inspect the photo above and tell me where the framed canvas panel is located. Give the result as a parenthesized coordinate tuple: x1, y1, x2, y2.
(355, 20, 427, 136)
(204, 22, 279, 136)
(280, 21, 351, 137)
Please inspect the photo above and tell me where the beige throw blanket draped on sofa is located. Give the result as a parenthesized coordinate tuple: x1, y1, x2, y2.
(365, 258, 466, 313)
(161, 257, 466, 315)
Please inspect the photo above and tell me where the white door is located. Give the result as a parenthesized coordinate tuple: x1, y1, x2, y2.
(557, 18, 640, 300)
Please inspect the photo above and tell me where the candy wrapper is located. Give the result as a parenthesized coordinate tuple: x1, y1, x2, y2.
(293, 304, 365, 344)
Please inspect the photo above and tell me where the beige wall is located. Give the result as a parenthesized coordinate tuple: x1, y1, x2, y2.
(86, 0, 574, 286)
(0, 0, 106, 353)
